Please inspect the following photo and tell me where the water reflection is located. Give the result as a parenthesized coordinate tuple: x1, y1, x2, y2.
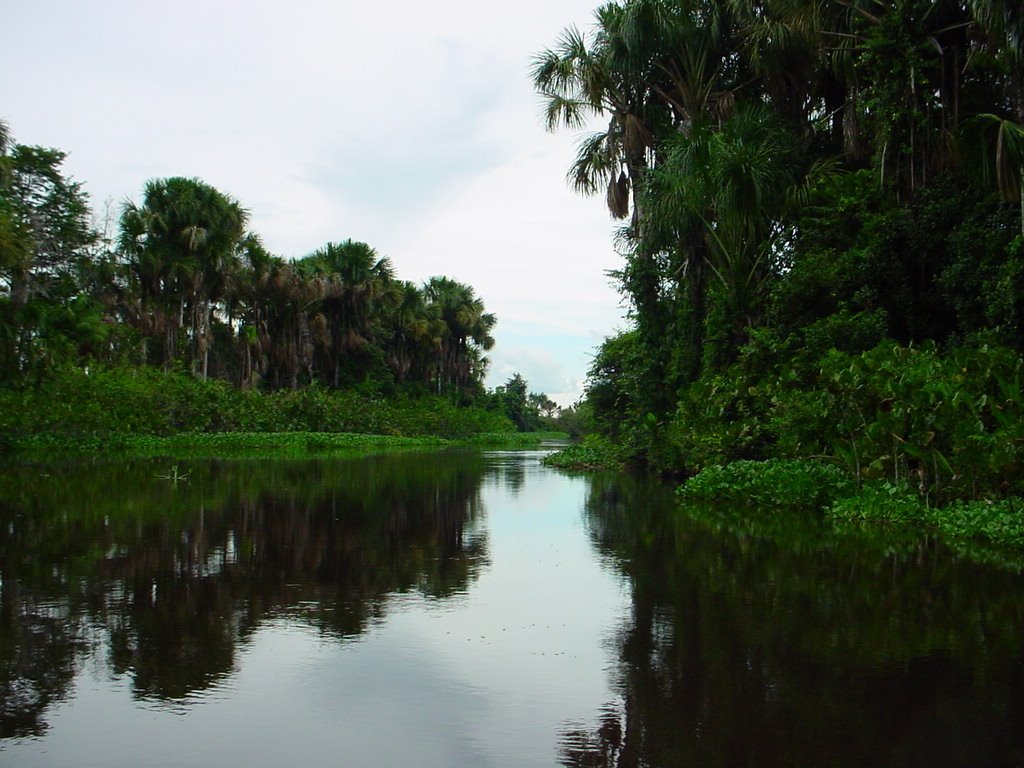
(564, 473, 1024, 767)
(6, 453, 1024, 765)
(0, 451, 491, 736)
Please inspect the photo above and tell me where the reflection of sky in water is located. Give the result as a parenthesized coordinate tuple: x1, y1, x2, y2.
(3, 453, 627, 768)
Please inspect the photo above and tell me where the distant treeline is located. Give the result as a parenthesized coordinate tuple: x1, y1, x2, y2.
(0, 125, 496, 399)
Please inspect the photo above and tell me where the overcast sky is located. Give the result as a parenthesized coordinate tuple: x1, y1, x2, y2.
(1, 0, 628, 405)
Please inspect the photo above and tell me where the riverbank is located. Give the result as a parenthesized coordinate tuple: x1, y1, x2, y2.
(6, 429, 569, 461)
(546, 445, 1024, 562)
(0, 366, 566, 459)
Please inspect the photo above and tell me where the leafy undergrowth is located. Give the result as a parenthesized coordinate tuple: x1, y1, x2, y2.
(679, 459, 852, 511)
(542, 435, 627, 471)
(831, 484, 1024, 548)
(678, 458, 1024, 553)
(0, 366, 518, 444)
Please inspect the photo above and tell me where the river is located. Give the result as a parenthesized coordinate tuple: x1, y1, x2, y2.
(1, 447, 1023, 766)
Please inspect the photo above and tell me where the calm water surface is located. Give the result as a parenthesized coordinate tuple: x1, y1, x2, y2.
(1, 448, 1023, 767)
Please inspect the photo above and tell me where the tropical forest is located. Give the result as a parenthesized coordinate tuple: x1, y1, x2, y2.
(0, 122, 570, 450)
(536, 0, 1024, 549)
(4, 1, 1024, 766)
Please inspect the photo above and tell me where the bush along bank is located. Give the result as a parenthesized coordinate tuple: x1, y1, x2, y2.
(667, 340, 1024, 555)
(0, 366, 541, 456)
(679, 459, 1024, 553)
(541, 434, 628, 472)
(541, 338, 1024, 555)
(667, 341, 1023, 502)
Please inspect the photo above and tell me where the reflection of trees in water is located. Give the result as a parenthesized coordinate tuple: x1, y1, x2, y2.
(0, 451, 497, 733)
(0, 588, 77, 739)
(563, 475, 1024, 767)
(481, 453, 528, 496)
(500, 459, 526, 495)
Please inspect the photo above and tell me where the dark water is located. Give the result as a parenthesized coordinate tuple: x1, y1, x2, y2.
(1, 449, 1023, 767)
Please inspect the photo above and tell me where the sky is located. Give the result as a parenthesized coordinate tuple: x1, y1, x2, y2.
(1, 0, 629, 406)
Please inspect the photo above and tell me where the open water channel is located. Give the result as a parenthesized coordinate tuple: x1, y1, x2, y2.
(1, 447, 1023, 767)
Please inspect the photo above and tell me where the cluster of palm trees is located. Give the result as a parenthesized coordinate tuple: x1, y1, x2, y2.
(118, 177, 496, 393)
(0, 154, 495, 394)
(534, 0, 1024, 402)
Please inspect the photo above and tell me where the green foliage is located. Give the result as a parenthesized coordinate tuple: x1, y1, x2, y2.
(537, 1, 1024, 511)
(542, 434, 627, 472)
(679, 459, 852, 512)
(584, 330, 661, 461)
(772, 173, 1020, 347)
(827, 481, 928, 524)
(0, 365, 518, 454)
(815, 342, 1024, 501)
(548, 401, 592, 439)
(491, 372, 532, 431)
(666, 340, 1024, 504)
(829, 481, 1024, 549)
(0, 136, 97, 381)
(932, 497, 1024, 548)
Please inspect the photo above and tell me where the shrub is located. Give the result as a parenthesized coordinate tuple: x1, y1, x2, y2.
(678, 459, 852, 511)
(929, 498, 1024, 548)
(0, 365, 519, 450)
(542, 435, 627, 471)
(827, 481, 927, 524)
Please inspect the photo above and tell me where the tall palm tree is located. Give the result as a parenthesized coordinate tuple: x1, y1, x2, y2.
(262, 262, 319, 390)
(962, 113, 1024, 234)
(969, 0, 1024, 121)
(965, 1, 1024, 232)
(423, 277, 495, 395)
(534, 0, 749, 405)
(645, 104, 803, 357)
(531, 1, 668, 227)
(120, 177, 247, 374)
(382, 281, 444, 385)
(297, 239, 396, 387)
(232, 233, 280, 388)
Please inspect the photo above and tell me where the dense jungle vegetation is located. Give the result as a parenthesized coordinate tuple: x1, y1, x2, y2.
(0, 122, 569, 447)
(536, 0, 1024, 525)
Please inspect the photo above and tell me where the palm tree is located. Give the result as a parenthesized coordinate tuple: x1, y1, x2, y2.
(297, 239, 396, 387)
(969, 0, 1024, 121)
(965, 1, 1024, 232)
(534, 0, 750, 405)
(531, 1, 669, 227)
(262, 262, 319, 390)
(962, 113, 1024, 234)
(422, 277, 495, 396)
(645, 104, 803, 361)
(382, 281, 444, 385)
(120, 177, 247, 374)
(726, 0, 841, 139)
(232, 233, 280, 388)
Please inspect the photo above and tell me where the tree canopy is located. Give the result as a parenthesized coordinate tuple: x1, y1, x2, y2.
(0, 125, 498, 401)
(538, 0, 1024, 500)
